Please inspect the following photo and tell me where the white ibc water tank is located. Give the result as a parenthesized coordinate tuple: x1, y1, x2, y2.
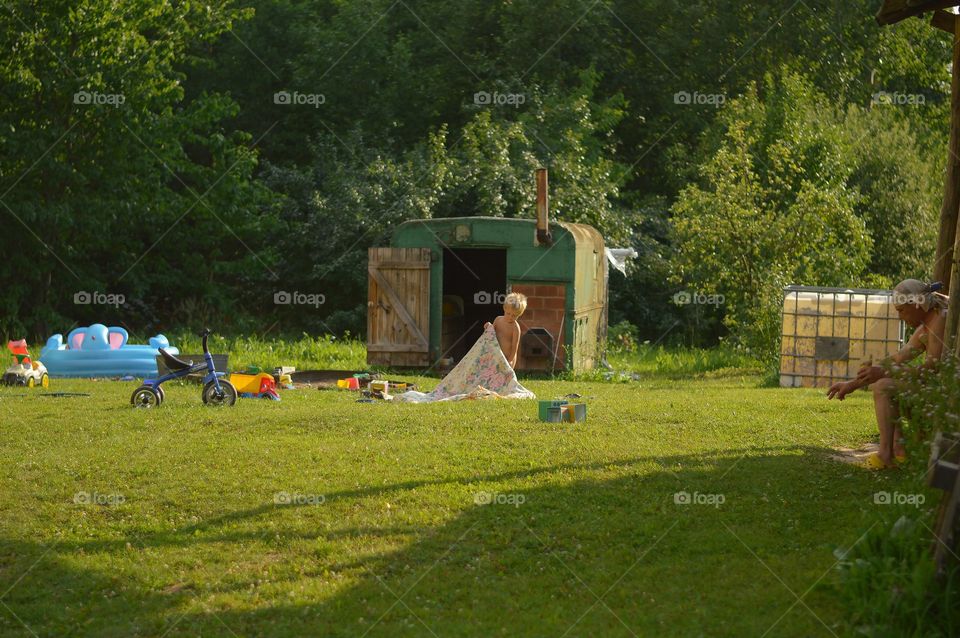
(780, 286, 904, 388)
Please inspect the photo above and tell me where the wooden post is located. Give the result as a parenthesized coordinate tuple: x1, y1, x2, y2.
(535, 168, 552, 245)
(927, 431, 960, 575)
(941, 15, 960, 351)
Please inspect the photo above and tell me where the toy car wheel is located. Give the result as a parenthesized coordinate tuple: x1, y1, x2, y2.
(156, 386, 165, 403)
(131, 385, 161, 408)
(40, 373, 49, 389)
(202, 380, 237, 406)
(26, 377, 35, 389)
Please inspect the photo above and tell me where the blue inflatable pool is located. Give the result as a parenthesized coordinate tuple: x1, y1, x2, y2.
(40, 324, 178, 378)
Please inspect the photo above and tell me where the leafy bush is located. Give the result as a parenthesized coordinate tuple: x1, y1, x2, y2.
(895, 357, 960, 445)
(835, 513, 960, 637)
(608, 320, 639, 353)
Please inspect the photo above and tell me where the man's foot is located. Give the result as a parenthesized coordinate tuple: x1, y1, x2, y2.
(894, 439, 907, 464)
(861, 452, 897, 470)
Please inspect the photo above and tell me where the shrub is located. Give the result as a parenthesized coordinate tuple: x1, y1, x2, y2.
(608, 320, 639, 353)
(835, 513, 960, 637)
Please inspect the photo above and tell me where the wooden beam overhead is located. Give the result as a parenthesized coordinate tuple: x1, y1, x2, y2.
(877, 0, 960, 26)
(931, 8, 957, 32)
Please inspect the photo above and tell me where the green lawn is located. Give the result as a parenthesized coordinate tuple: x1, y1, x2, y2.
(0, 370, 928, 637)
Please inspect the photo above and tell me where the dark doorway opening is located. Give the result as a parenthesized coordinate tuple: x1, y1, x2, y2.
(441, 248, 507, 362)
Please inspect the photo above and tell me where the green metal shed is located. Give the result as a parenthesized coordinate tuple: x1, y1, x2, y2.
(366, 216, 608, 372)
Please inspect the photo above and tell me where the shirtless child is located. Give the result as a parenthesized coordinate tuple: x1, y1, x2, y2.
(484, 292, 527, 369)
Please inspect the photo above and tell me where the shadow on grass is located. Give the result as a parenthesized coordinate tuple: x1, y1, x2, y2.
(0, 447, 877, 637)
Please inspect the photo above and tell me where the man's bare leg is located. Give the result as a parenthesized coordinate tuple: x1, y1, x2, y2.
(893, 424, 906, 459)
(872, 378, 897, 466)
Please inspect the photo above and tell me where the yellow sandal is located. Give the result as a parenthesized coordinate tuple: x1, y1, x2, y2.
(860, 452, 893, 470)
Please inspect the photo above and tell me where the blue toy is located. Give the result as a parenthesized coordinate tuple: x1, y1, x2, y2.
(40, 324, 178, 378)
(130, 329, 236, 408)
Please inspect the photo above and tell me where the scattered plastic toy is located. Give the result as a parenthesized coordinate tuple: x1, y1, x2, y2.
(3, 340, 49, 388)
(538, 399, 587, 423)
(274, 366, 295, 389)
(231, 371, 280, 401)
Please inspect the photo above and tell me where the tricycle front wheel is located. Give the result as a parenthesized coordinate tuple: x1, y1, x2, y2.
(131, 385, 162, 408)
(202, 380, 237, 406)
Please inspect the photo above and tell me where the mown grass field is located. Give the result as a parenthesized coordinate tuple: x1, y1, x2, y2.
(0, 348, 934, 637)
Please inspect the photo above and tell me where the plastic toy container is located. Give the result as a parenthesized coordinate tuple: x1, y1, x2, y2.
(545, 403, 586, 423)
(539, 400, 568, 421)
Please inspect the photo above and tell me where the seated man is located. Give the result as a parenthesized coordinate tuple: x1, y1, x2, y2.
(827, 279, 948, 469)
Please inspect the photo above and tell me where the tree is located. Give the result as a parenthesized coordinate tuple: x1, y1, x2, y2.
(0, 0, 274, 336)
(264, 75, 631, 334)
(672, 71, 873, 358)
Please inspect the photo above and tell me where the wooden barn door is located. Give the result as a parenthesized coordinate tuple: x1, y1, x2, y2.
(367, 248, 431, 366)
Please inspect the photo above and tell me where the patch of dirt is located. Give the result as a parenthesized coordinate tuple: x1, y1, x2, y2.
(829, 443, 878, 465)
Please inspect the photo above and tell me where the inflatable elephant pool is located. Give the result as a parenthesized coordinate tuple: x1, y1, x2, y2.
(40, 324, 178, 378)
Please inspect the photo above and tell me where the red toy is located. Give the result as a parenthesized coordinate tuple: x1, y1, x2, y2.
(3, 340, 49, 388)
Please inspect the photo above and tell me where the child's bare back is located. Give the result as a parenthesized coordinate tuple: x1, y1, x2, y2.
(493, 315, 521, 367)
(485, 292, 527, 368)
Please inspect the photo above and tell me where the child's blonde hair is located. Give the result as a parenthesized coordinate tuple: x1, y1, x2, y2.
(504, 292, 527, 315)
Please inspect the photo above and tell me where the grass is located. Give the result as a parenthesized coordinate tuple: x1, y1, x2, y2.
(606, 343, 767, 379)
(164, 334, 761, 380)
(170, 333, 367, 372)
(0, 351, 936, 637)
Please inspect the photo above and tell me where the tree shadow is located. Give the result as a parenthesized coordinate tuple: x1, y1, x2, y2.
(0, 446, 886, 637)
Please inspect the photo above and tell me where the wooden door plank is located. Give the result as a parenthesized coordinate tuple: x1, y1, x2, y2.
(368, 264, 429, 348)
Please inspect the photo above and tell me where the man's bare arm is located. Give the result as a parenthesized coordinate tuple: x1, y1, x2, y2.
(923, 314, 946, 367)
(844, 336, 923, 392)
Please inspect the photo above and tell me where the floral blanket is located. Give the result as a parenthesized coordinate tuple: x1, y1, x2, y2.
(397, 325, 535, 402)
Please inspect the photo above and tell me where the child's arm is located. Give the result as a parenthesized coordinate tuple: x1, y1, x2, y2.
(506, 323, 520, 368)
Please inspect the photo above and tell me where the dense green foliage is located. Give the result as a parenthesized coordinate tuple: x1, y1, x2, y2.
(1, 1, 276, 334)
(0, 0, 949, 353)
(897, 356, 960, 442)
(671, 70, 938, 357)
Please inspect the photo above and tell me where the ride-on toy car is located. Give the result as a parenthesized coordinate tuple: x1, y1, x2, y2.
(3, 340, 49, 388)
(130, 329, 236, 408)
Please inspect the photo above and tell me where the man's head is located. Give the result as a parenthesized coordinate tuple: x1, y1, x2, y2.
(892, 279, 944, 327)
(502, 292, 528, 323)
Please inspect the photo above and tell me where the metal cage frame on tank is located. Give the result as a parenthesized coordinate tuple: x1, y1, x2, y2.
(779, 285, 906, 388)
